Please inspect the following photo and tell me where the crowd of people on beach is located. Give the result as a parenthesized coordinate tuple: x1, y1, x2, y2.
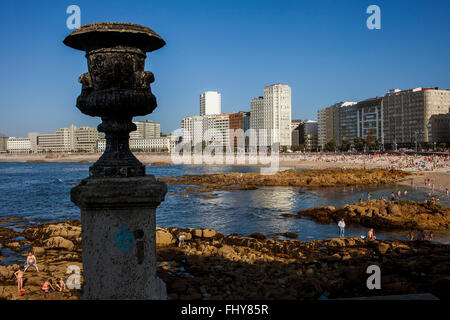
(13, 251, 67, 296)
(291, 153, 450, 172)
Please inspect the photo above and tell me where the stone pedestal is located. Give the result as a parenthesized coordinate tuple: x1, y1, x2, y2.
(71, 176, 167, 299)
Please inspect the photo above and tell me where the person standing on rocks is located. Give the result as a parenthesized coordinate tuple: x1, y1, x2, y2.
(14, 269, 24, 294)
(338, 218, 346, 238)
(178, 234, 186, 247)
(23, 252, 39, 273)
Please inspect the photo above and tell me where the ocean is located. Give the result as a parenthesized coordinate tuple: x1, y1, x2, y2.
(0, 162, 449, 243)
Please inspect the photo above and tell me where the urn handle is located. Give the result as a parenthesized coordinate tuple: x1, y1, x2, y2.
(140, 71, 155, 88)
(78, 72, 93, 92)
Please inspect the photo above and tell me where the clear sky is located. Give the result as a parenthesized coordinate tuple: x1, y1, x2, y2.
(0, 0, 449, 137)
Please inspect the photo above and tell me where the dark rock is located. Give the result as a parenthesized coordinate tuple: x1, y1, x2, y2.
(281, 232, 298, 239)
(250, 233, 267, 240)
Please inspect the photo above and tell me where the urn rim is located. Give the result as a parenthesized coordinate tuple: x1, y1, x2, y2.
(63, 22, 166, 53)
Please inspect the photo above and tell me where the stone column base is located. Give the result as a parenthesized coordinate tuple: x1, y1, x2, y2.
(71, 175, 167, 300)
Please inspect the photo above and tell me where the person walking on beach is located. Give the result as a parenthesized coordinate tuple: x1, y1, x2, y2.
(338, 218, 346, 238)
(390, 192, 395, 201)
(14, 269, 24, 294)
(24, 252, 39, 272)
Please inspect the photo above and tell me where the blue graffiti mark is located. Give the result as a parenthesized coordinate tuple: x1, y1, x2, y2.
(113, 226, 135, 252)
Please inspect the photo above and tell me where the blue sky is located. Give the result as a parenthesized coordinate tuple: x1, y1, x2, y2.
(0, 0, 449, 137)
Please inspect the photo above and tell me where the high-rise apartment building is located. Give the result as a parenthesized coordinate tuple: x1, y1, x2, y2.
(339, 104, 358, 144)
(317, 101, 356, 149)
(227, 111, 250, 147)
(250, 84, 292, 148)
(299, 120, 319, 151)
(291, 120, 304, 147)
(200, 91, 221, 116)
(339, 98, 384, 145)
(354, 97, 383, 144)
(250, 96, 264, 131)
(181, 114, 231, 148)
(209, 114, 230, 147)
(181, 116, 205, 148)
(382, 87, 450, 146)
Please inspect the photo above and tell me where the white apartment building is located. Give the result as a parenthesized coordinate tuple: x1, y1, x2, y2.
(181, 114, 231, 148)
(97, 137, 174, 153)
(205, 114, 230, 147)
(181, 116, 205, 148)
(130, 120, 161, 139)
(37, 125, 77, 153)
(250, 84, 292, 148)
(75, 126, 102, 152)
(7, 137, 32, 153)
(383, 87, 450, 145)
(200, 91, 221, 116)
(31, 125, 101, 153)
(28, 132, 39, 153)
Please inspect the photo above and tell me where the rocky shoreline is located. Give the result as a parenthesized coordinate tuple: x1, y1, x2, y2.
(282, 200, 450, 231)
(158, 169, 410, 193)
(1, 220, 449, 300)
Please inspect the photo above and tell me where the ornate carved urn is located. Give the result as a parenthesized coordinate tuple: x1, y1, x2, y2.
(63, 22, 166, 177)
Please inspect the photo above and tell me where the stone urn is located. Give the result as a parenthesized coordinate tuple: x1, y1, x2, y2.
(63, 22, 166, 177)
